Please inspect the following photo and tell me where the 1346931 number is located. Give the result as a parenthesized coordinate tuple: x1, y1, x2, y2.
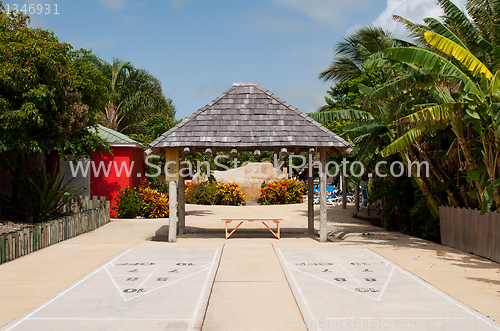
(5, 4, 59, 15)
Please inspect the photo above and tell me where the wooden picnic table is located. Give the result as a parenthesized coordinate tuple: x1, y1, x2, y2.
(221, 219, 283, 239)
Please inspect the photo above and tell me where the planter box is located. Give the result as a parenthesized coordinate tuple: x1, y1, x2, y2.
(439, 206, 500, 263)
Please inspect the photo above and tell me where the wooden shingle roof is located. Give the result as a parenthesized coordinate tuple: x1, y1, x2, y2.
(150, 83, 351, 156)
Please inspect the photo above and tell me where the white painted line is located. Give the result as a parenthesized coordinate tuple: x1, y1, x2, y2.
(277, 249, 321, 331)
(337, 262, 363, 286)
(138, 263, 163, 287)
(104, 266, 128, 301)
(287, 264, 376, 301)
(28, 317, 191, 321)
(375, 266, 395, 301)
(124, 267, 210, 302)
(3, 249, 133, 331)
(322, 317, 489, 320)
(364, 249, 500, 330)
(187, 249, 220, 331)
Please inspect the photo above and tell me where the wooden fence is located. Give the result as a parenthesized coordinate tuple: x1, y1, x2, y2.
(0, 196, 109, 265)
(439, 206, 500, 263)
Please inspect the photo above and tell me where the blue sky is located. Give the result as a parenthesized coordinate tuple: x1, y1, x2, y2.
(4, 0, 465, 119)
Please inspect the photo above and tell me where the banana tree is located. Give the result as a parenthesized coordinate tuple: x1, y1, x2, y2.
(381, 30, 500, 213)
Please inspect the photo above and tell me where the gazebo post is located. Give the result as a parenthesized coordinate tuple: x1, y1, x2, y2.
(342, 174, 348, 210)
(168, 180, 177, 243)
(307, 148, 314, 235)
(178, 148, 186, 234)
(319, 147, 327, 242)
(354, 179, 360, 212)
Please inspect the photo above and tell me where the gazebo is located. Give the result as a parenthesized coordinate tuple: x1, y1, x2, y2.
(149, 82, 351, 242)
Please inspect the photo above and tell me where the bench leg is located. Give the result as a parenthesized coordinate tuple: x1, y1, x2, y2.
(226, 221, 244, 239)
(261, 222, 280, 239)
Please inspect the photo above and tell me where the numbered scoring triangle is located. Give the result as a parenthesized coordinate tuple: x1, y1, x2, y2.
(104, 261, 212, 301)
(289, 261, 396, 301)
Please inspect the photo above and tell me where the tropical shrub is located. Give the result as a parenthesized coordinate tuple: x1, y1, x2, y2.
(260, 179, 305, 205)
(140, 186, 170, 218)
(30, 165, 88, 221)
(114, 182, 172, 218)
(113, 186, 143, 218)
(215, 183, 246, 206)
(184, 181, 196, 196)
(185, 181, 217, 205)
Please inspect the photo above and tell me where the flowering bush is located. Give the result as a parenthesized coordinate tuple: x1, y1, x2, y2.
(281, 178, 305, 204)
(114, 182, 172, 218)
(184, 181, 196, 196)
(140, 186, 170, 218)
(185, 181, 217, 205)
(260, 179, 305, 205)
(215, 183, 246, 205)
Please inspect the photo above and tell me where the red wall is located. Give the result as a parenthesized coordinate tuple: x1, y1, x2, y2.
(90, 146, 144, 217)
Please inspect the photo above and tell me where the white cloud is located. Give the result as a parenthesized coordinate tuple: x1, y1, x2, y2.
(169, 0, 191, 9)
(100, 0, 129, 11)
(272, 0, 369, 27)
(371, 0, 467, 39)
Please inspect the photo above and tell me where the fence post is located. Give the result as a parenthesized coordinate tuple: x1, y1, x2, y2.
(0, 234, 5, 264)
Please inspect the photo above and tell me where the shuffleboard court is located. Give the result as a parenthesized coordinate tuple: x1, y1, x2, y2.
(1, 248, 221, 331)
(277, 248, 500, 331)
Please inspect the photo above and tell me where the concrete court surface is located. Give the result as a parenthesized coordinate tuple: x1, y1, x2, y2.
(0, 202, 498, 330)
(2, 248, 221, 331)
(278, 248, 500, 331)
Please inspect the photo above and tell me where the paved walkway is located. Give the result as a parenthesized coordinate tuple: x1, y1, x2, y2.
(0, 203, 499, 330)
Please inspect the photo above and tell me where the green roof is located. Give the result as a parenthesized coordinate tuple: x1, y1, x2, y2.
(90, 125, 143, 147)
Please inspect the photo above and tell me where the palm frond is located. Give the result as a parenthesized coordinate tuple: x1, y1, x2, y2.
(381, 121, 448, 156)
(423, 17, 468, 49)
(424, 31, 493, 79)
(308, 109, 374, 122)
(318, 57, 362, 82)
(385, 47, 484, 98)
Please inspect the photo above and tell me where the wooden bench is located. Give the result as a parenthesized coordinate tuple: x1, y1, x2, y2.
(221, 219, 283, 239)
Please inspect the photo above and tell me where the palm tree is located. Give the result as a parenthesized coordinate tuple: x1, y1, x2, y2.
(91, 57, 175, 132)
(318, 26, 404, 82)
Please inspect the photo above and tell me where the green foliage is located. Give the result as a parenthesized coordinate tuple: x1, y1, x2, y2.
(185, 181, 217, 205)
(90, 56, 176, 133)
(368, 176, 440, 242)
(113, 182, 173, 219)
(140, 186, 170, 218)
(113, 186, 143, 219)
(0, 6, 100, 166)
(30, 165, 87, 221)
(322, 72, 382, 111)
(260, 179, 305, 205)
(215, 183, 246, 206)
(320, 120, 349, 136)
(54, 126, 110, 160)
(128, 114, 178, 146)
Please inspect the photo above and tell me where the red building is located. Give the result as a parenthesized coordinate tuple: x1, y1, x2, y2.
(89, 125, 144, 217)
